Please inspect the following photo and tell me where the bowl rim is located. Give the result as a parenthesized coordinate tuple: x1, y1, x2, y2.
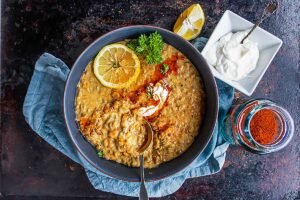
(63, 25, 219, 182)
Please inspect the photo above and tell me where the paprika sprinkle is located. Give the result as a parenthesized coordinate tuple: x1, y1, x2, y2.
(221, 99, 294, 154)
(250, 109, 279, 145)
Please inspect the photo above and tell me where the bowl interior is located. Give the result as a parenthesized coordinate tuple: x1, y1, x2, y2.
(201, 10, 282, 96)
(64, 26, 218, 181)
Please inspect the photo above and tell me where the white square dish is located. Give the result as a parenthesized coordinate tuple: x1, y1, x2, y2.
(201, 10, 282, 96)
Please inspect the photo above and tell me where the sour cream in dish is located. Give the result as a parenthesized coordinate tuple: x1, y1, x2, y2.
(205, 30, 259, 81)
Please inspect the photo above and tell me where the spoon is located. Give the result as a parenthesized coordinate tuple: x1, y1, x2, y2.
(241, 0, 279, 44)
(138, 120, 153, 200)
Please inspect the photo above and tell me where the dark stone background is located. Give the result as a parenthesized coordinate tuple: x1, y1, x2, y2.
(1, 0, 299, 199)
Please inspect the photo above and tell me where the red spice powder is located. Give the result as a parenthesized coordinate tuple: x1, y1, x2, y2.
(250, 109, 279, 145)
(78, 117, 90, 130)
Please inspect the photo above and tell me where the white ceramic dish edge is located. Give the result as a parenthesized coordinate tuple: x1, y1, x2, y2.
(201, 10, 283, 96)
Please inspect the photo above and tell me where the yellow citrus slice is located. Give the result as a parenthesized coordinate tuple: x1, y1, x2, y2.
(173, 4, 205, 40)
(93, 44, 140, 89)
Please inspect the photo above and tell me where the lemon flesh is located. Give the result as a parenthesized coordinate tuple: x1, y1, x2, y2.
(173, 4, 205, 40)
(93, 44, 140, 89)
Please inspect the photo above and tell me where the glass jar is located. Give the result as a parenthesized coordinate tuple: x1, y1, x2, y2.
(221, 99, 294, 154)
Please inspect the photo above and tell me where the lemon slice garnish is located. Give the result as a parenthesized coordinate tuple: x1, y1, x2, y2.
(93, 44, 140, 89)
(173, 4, 205, 40)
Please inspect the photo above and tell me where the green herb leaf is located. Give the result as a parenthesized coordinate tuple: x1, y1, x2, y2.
(127, 32, 164, 64)
(97, 150, 104, 157)
(146, 85, 154, 98)
(160, 63, 169, 74)
(127, 39, 139, 51)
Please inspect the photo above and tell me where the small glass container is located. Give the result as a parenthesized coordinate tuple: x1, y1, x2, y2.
(221, 99, 294, 154)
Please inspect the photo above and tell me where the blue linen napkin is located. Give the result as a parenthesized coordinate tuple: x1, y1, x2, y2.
(23, 37, 234, 197)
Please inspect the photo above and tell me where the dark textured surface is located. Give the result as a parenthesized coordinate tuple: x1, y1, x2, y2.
(1, 0, 299, 199)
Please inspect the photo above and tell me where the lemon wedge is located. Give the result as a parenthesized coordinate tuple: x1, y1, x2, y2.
(173, 4, 205, 40)
(93, 44, 140, 89)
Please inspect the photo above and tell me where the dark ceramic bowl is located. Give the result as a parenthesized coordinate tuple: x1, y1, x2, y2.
(63, 25, 218, 182)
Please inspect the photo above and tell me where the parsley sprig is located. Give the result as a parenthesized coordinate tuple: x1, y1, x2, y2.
(127, 32, 164, 64)
(146, 84, 154, 98)
(160, 63, 169, 74)
(97, 150, 104, 157)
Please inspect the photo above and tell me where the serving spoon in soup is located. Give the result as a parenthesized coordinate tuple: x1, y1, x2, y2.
(138, 120, 153, 200)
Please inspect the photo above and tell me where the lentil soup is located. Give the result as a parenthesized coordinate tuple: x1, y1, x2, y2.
(75, 42, 205, 168)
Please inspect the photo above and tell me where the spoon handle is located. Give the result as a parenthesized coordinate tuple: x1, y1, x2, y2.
(241, 0, 279, 44)
(139, 155, 148, 200)
(240, 17, 262, 44)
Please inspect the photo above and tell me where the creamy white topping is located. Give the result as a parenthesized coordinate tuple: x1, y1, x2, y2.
(205, 30, 259, 81)
(138, 80, 169, 117)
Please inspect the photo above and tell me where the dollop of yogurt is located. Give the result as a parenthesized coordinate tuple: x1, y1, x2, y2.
(205, 30, 259, 81)
(138, 80, 169, 117)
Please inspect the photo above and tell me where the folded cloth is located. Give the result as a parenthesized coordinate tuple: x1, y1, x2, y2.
(23, 37, 234, 197)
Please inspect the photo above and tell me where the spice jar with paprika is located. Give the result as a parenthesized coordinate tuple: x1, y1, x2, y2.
(221, 99, 294, 154)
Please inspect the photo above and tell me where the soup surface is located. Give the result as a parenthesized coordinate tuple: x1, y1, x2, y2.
(76, 42, 205, 168)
